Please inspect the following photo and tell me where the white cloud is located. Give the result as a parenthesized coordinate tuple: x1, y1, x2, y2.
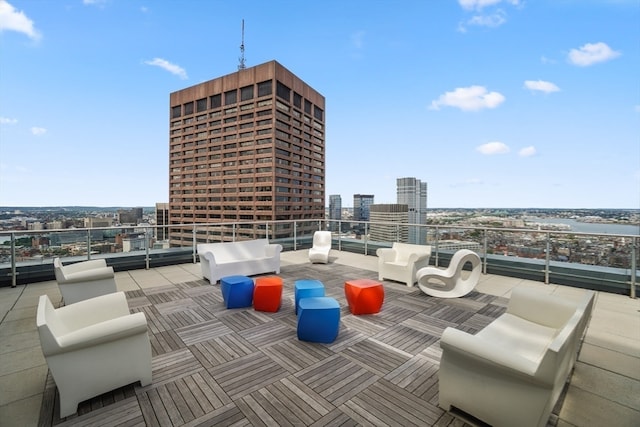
(83, 0, 108, 5)
(144, 58, 188, 79)
(459, 0, 520, 11)
(524, 80, 560, 93)
(430, 85, 505, 111)
(519, 146, 537, 157)
(0, 0, 41, 41)
(0, 116, 18, 124)
(350, 30, 365, 49)
(31, 126, 46, 135)
(466, 10, 506, 28)
(477, 142, 510, 155)
(568, 42, 621, 66)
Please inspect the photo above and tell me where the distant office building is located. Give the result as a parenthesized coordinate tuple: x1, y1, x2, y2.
(369, 204, 409, 242)
(397, 177, 427, 244)
(329, 194, 342, 232)
(155, 203, 169, 241)
(118, 208, 143, 225)
(84, 217, 113, 228)
(168, 60, 325, 245)
(353, 194, 374, 236)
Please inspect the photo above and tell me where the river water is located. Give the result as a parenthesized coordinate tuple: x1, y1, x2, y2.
(525, 217, 639, 235)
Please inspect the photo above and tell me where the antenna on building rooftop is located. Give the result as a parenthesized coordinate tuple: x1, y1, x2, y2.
(238, 19, 246, 70)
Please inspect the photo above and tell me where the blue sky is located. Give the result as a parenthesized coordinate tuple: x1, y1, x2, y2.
(1, 0, 638, 209)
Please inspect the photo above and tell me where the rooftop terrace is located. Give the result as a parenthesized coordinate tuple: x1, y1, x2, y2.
(1, 250, 638, 426)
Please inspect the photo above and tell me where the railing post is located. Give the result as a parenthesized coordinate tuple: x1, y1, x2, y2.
(545, 232, 550, 284)
(10, 233, 17, 288)
(364, 222, 368, 255)
(483, 228, 488, 275)
(192, 226, 197, 264)
(86, 229, 91, 260)
(145, 227, 150, 270)
(294, 221, 297, 251)
(434, 227, 440, 267)
(338, 221, 342, 251)
(631, 236, 637, 299)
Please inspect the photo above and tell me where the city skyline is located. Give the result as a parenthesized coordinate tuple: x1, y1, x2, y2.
(1, 0, 638, 209)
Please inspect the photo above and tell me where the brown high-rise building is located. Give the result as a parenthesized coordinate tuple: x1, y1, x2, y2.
(168, 60, 326, 246)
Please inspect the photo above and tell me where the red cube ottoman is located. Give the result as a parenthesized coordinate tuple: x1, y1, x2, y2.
(344, 279, 384, 315)
(253, 276, 283, 312)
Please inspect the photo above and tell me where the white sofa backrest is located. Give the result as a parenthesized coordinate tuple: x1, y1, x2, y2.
(507, 287, 578, 329)
(198, 239, 271, 263)
(392, 242, 431, 264)
(37, 295, 68, 355)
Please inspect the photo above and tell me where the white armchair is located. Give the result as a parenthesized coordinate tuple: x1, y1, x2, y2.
(37, 292, 152, 418)
(416, 249, 481, 298)
(53, 257, 117, 304)
(438, 287, 595, 427)
(376, 242, 431, 287)
(309, 231, 332, 264)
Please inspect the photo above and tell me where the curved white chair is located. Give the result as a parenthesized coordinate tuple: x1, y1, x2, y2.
(37, 292, 152, 418)
(416, 249, 481, 298)
(309, 231, 332, 264)
(53, 257, 117, 304)
(377, 242, 431, 287)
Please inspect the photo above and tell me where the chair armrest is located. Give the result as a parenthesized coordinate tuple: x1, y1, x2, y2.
(440, 327, 550, 386)
(50, 312, 148, 356)
(60, 266, 114, 284)
(201, 251, 217, 265)
(408, 253, 430, 264)
(57, 292, 130, 328)
(376, 248, 396, 261)
(265, 244, 283, 256)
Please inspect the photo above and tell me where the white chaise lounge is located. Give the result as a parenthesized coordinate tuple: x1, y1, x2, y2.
(53, 257, 117, 304)
(376, 242, 431, 287)
(37, 292, 152, 418)
(197, 239, 283, 283)
(439, 287, 595, 427)
(416, 249, 481, 298)
(309, 231, 332, 264)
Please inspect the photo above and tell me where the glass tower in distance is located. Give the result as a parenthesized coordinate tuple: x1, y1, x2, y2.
(397, 177, 427, 244)
(329, 194, 342, 232)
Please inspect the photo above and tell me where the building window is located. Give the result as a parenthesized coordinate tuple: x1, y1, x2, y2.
(210, 94, 222, 109)
(257, 80, 272, 97)
(314, 106, 324, 121)
(196, 98, 207, 112)
(293, 92, 302, 108)
(225, 90, 237, 105)
(276, 81, 290, 101)
(184, 102, 194, 115)
(171, 106, 181, 118)
(304, 99, 312, 114)
(240, 85, 254, 101)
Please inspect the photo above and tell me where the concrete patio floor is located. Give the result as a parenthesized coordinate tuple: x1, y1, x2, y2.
(0, 250, 638, 426)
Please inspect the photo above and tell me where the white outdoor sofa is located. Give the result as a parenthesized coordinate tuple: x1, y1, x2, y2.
(53, 257, 117, 304)
(376, 242, 431, 287)
(37, 292, 152, 418)
(439, 287, 595, 427)
(197, 239, 283, 283)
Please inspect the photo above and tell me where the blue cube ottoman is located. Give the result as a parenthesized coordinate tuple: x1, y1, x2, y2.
(220, 275, 254, 309)
(294, 279, 325, 314)
(297, 297, 340, 343)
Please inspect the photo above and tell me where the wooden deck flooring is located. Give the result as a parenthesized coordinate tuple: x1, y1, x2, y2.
(37, 262, 557, 426)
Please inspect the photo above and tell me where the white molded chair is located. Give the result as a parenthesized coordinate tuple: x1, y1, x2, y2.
(309, 231, 332, 264)
(416, 249, 481, 298)
(53, 257, 117, 304)
(37, 292, 152, 418)
(376, 242, 431, 287)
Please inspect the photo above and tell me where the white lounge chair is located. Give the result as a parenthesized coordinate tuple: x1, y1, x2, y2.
(309, 231, 332, 264)
(416, 249, 481, 298)
(53, 257, 117, 304)
(376, 242, 431, 287)
(36, 292, 152, 418)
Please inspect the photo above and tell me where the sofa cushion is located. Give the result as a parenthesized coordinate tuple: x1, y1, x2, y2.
(477, 313, 558, 363)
